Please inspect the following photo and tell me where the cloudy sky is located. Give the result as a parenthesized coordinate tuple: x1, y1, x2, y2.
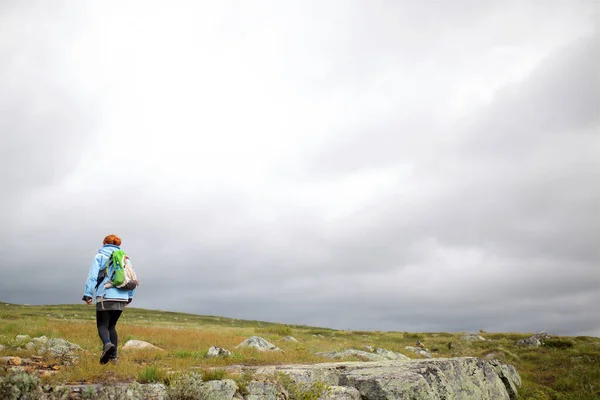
(1, 1, 598, 336)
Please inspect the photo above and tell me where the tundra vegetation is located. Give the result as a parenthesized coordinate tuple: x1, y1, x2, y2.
(0, 303, 598, 399)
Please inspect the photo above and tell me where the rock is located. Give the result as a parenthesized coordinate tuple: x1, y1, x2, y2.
(253, 358, 520, 400)
(207, 346, 232, 357)
(15, 334, 30, 342)
(0, 356, 22, 366)
(122, 339, 163, 351)
(404, 346, 432, 358)
(516, 331, 550, 347)
(53, 383, 167, 399)
(33, 336, 48, 345)
(363, 346, 375, 352)
(236, 336, 281, 352)
(246, 381, 279, 400)
(324, 386, 361, 400)
(38, 338, 82, 363)
(282, 336, 299, 342)
(316, 349, 388, 362)
(339, 358, 520, 400)
(198, 379, 238, 400)
(0, 344, 5, 351)
(462, 333, 486, 341)
(375, 348, 411, 361)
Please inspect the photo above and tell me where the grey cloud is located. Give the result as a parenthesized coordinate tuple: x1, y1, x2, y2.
(0, 2, 598, 337)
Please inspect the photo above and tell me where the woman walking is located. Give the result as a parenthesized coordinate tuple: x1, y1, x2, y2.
(82, 234, 137, 364)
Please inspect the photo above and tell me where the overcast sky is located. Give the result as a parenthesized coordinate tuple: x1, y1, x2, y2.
(1, 1, 599, 336)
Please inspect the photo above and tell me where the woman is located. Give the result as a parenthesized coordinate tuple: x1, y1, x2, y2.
(82, 234, 136, 364)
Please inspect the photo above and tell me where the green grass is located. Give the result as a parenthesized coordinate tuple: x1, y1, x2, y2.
(0, 302, 599, 399)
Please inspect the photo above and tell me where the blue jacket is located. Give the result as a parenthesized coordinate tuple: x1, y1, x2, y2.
(83, 244, 136, 302)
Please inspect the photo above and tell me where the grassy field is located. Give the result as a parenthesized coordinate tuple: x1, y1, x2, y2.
(0, 302, 598, 399)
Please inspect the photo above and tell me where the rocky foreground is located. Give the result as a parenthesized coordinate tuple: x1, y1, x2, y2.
(49, 357, 520, 400)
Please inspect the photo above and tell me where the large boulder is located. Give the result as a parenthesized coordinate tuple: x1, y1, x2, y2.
(236, 336, 281, 352)
(254, 357, 520, 400)
(516, 332, 550, 347)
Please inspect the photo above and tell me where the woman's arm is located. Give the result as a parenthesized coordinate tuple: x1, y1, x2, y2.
(82, 254, 103, 302)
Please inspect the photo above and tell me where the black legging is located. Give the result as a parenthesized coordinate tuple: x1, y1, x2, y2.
(96, 310, 122, 356)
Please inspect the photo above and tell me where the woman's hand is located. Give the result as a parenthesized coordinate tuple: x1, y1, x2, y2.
(86, 299, 92, 305)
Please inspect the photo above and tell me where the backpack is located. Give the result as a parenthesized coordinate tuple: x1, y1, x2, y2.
(97, 250, 139, 291)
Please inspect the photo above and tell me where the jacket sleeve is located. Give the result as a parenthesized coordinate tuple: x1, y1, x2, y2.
(83, 254, 103, 299)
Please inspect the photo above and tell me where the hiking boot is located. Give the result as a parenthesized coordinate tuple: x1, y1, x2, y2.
(100, 343, 116, 364)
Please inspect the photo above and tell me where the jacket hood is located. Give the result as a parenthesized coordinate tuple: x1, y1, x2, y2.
(98, 244, 120, 257)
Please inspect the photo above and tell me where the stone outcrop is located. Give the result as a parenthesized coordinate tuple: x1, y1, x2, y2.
(236, 336, 281, 351)
(253, 357, 520, 400)
(281, 336, 299, 342)
(207, 346, 232, 357)
(316, 348, 411, 362)
(404, 346, 432, 358)
(516, 331, 550, 347)
(122, 339, 163, 351)
(462, 333, 486, 341)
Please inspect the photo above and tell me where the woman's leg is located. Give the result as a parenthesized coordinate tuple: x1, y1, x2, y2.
(96, 310, 112, 344)
(107, 310, 123, 358)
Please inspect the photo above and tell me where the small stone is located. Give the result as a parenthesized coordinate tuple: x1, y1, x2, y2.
(15, 335, 31, 342)
(282, 336, 298, 343)
(0, 356, 22, 366)
(122, 340, 163, 351)
(207, 346, 232, 357)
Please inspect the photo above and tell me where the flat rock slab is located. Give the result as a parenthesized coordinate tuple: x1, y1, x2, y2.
(253, 357, 520, 400)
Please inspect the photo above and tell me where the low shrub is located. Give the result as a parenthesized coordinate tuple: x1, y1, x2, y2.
(0, 371, 43, 400)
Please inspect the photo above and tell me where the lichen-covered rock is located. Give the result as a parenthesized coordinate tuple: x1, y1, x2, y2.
(462, 334, 486, 341)
(316, 349, 388, 362)
(339, 358, 519, 400)
(374, 348, 411, 361)
(52, 382, 167, 399)
(282, 336, 299, 342)
(15, 335, 30, 342)
(516, 332, 550, 347)
(404, 346, 432, 358)
(122, 340, 163, 351)
(246, 380, 279, 400)
(236, 336, 281, 352)
(323, 386, 361, 400)
(38, 338, 82, 364)
(198, 379, 238, 400)
(254, 357, 520, 400)
(207, 346, 232, 357)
